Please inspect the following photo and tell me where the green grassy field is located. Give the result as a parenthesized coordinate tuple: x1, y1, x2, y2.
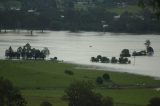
(0, 60, 160, 106)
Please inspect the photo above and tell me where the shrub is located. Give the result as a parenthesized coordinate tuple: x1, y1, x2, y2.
(148, 97, 160, 106)
(102, 73, 110, 81)
(120, 49, 131, 57)
(40, 101, 52, 106)
(101, 57, 110, 63)
(64, 69, 74, 75)
(111, 57, 118, 63)
(64, 81, 114, 106)
(97, 55, 102, 60)
(96, 77, 103, 84)
(102, 96, 114, 106)
(0, 77, 27, 106)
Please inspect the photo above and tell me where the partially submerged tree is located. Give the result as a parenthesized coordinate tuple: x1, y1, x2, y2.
(5, 43, 50, 60)
(144, 40, 154, 55)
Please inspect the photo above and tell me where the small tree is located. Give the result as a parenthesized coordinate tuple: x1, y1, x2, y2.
(41, 47, 50, 58)
(102, 96, 114, 106)
(64, 81, 114, 106)
(102, 73, 110, 81)
(40, 101, 52, 106)
(96, 77, 103, 85)
(0, 77, 27, 106)
(64, 69, 74, 75)
(148, 97, 160, 106)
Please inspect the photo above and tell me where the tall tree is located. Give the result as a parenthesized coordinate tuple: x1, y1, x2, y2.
(139, 0, 160, 17)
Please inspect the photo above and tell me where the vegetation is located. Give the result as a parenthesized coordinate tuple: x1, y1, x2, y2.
(120, 49, 131, 57)
(40, 101, 52, 106)
(132, 39, 154, 56)
(102, 73, 110, 81)
(96, 77, 104, 85)
(64, 69, 74, 75)
(0, 0, 160, 33)
(147, 97, 160, 106)
(139, 0, 160, 17)
(91, 55, 130, 64)
(5, 43, 50, 60)
(64, 81, 113, 106)
(0, 60, 160, 106)
(0, 77, 27, 106)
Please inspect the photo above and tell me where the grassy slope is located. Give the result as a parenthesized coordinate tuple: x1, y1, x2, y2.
(0, 60, 160, 106)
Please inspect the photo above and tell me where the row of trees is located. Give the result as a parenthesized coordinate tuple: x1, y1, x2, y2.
(91, 55, 131, 64)
(5, 43, 50, 60)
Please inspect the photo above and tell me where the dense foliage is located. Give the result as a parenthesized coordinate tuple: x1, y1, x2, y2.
(0, 77, 27, 106)
(0, 0, 160, 33)
(64, 81, 114, 106)
(148, 97, 160, 106)
(40, 101, 53, 106)
(5, 43, 50, 60)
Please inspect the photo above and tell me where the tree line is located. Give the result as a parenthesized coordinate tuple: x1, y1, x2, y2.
(0, 0, 160, 33)
(5, 43, 50, 60)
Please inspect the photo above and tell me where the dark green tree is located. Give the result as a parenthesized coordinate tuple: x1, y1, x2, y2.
(64, 81, 114, 106)
(102, 73, 110, 81)
(96, 77, 103, 85)
(40, 101, 52, 106)
(0, 77, 27, 106)
(138, 0, 160, 17)
(148, 97, 160, 106)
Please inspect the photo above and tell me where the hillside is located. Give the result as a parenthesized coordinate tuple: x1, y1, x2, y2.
(0, 60, 160, 106)
(0, 0, 160, 33)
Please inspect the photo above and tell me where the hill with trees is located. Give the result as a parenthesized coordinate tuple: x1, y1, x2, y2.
(0, 0, 160, 33)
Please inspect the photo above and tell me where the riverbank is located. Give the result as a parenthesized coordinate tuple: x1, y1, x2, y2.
(0, 60, 160, 106)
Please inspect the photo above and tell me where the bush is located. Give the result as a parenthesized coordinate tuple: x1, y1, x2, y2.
(111, 57, 118, 63)
(148, 97, 160, 106)
(102, 73, 110, 81)
(64, 81, 114, 106)
(102, 96, 114, 106)
(101, 57, 110, 63)
(64, 69, 74, 75)
(40, 101, 52, 106)
(120, 49, 131, 57)
(0, 77, 27, 106)
(96, 77, 103, 84)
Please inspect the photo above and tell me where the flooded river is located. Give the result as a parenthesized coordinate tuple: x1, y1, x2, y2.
(0, 30, 160, 78)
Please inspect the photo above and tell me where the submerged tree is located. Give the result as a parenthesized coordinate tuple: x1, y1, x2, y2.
(144, 40, 154, 55)
(5, 43, 50, 60)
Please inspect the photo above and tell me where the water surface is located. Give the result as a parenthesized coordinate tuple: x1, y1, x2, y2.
(0, 30, 160, 78)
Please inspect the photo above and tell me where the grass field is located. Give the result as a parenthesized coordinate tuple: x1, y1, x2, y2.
(0, 60, 160, 106)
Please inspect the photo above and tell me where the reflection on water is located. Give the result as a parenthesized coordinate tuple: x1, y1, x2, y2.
(0, 30, 160, 77)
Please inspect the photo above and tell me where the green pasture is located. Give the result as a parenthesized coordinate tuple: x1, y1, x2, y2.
(0, 60, 160, 106)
